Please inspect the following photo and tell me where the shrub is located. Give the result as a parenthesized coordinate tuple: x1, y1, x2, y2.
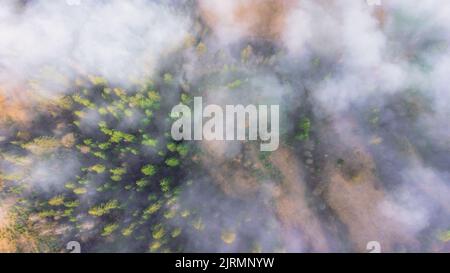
(101, 223, 119, 236)
(165, 158, 179, 167)
(48, 195, 64, 206)
(141, 164, 156, 176)
(90, 164, 106, 174)
(88, 200, 120, 217)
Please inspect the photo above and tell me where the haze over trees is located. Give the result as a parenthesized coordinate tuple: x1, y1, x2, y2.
(1, 0, 450, 253)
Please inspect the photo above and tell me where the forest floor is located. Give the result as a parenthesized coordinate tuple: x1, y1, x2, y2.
(0, 197, 18, 252)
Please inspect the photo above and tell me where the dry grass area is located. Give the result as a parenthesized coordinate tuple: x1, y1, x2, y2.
(269, 147, 329, 252)
(0, 89, 32, 126)
(0, 198, 38, 252)
(199, 140, 261, 198)
(325, 166, 417, 252)
(0, 198, 56, 253)
(199, 137, 330, 251)
(198, 0, 297, 40)
(0, 199, 16, 252)
(198, 0, 386, 41)
(323, 116, 418, 252)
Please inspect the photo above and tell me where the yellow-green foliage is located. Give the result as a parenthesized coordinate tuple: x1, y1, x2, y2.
(101, 223, 119, 236)
(241, 45, 253, 62)
(99, 122, 135, 143)
(22, 137, 60, 155)
(163, 73, 173, 84)
(164, 208, 176, 219)
(110, 167, 126, 182)
(65, 182, 76, 190)
(160, 178, 170, 193)
(98, 107, 108, 115)
(221, 230, 236, 244)
(149, 241, 161, 252)
(167, 143, 189, 157)
(64, 200, 80, 208)
(56, 96, 73, 110)
(72, 94, 95, 109)
(171, 227, 181, 238)
(165, 158, 179, 167)
(38, 209, 57, 218)
(296, 117, 311, 141)
(142, 135, 158, 148)
(136, 179, 149, 189)
(141, 164, 156, 176)
(88, 199, 120, 217)
(110, 130, 135, 143)
(48, 195, 64, 206)
(147, 91, 160, 104)
(143, 202, 161, 217)
(192, 218, 204, 231)
(73, 187, 87, 195)
(439, 230, 450, 242)
(90, 164, 106, 174)
(196, 42, 207, 54)
(152, 224, 165, 240)
(227, 79, 242, 90)
(2, 154, 32, 166)
(176, 144, 189, 157)
(121, 223, 136, 237)
(180, 93, 192, 104)
(98, 142, 111, 150)
(89, 76, 107, 86)
(166, 143, 177, 152)
(180, 209, 190, 218)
